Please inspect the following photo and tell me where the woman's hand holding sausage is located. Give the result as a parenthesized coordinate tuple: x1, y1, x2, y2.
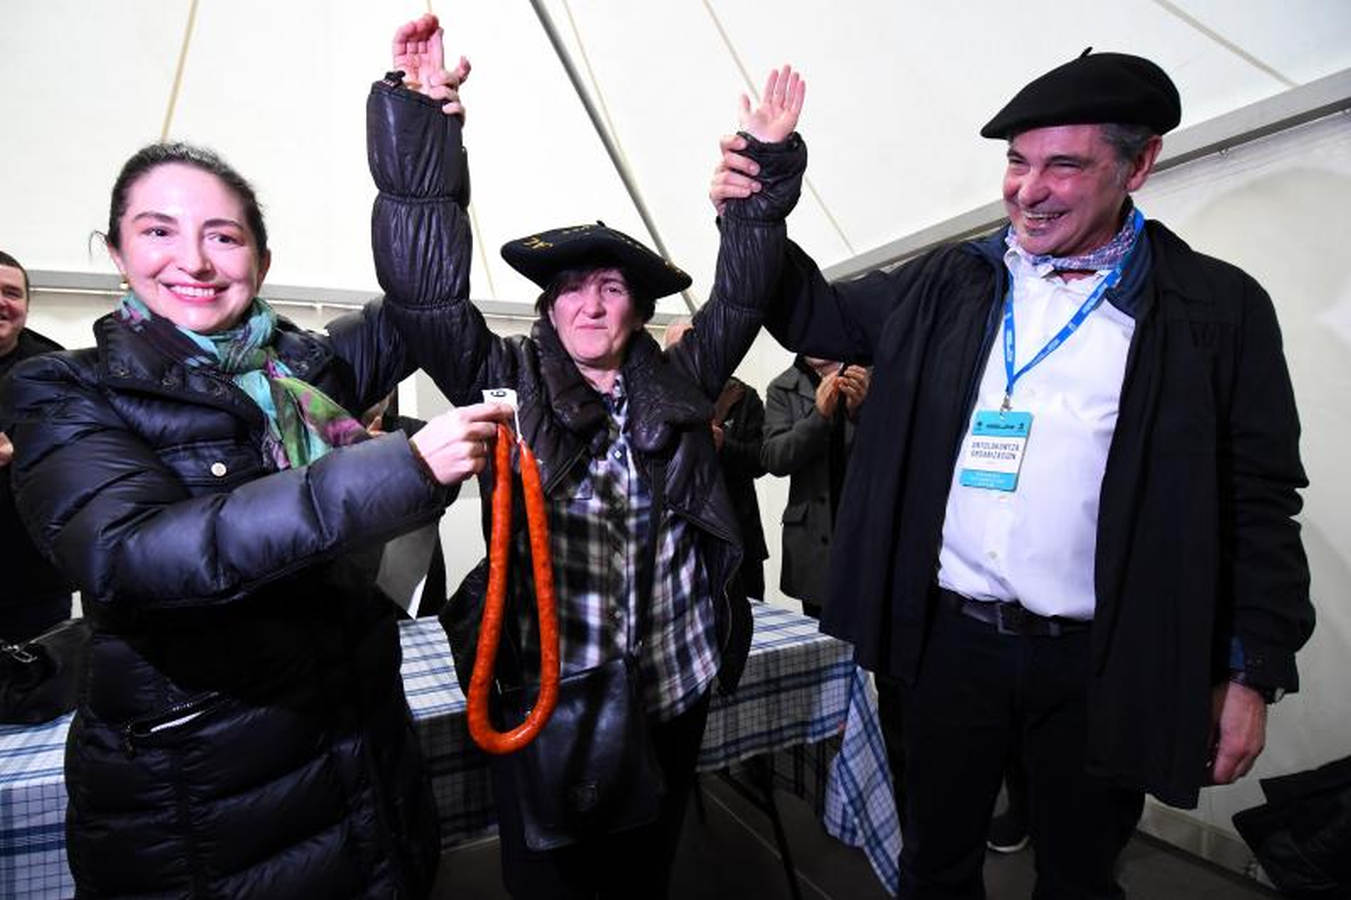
(409, 402, 514, 486)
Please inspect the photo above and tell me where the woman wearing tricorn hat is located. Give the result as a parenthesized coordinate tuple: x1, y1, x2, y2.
(370, 15, 806, 898)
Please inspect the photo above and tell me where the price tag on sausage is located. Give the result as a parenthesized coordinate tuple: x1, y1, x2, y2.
(483, 388, 522, 438)
(482, 387, 518, 410)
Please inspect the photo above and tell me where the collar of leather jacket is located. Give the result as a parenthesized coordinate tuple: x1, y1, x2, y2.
(530, 316, 713, 456)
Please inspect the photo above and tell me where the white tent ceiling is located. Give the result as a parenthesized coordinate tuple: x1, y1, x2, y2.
(3, 0, 1350, 315)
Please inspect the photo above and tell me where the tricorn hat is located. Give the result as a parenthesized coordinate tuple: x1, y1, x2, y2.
(501, 222, 691, 305)
(980, 49, 1181, 139)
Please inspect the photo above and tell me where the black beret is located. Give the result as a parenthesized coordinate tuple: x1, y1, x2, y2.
(501, 222, 690, 303)
(980, 50, 1181, 139)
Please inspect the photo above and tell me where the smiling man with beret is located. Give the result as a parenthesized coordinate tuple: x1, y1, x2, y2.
(711, 51, 1314, 898)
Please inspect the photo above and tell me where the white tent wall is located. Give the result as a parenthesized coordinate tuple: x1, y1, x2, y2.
(6, 0, 1351, 882)
(5, 2, 1351, 302)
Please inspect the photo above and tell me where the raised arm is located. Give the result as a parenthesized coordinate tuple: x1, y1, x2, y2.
(372, 15, 505, 406)
(707, 71, 924, 365)
(667, 67, 808, 398)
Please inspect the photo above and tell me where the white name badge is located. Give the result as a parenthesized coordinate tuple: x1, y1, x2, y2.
(958, 410, 1033, 492)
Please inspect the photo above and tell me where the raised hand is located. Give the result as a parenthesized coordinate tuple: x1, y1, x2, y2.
(409, 402, 514, 486)
(738, 65, 806, 144)
(709, 65, 805, 214)
(391, 13, 471, 118)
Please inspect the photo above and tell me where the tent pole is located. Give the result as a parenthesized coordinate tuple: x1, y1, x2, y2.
(527, 0, 698, 313)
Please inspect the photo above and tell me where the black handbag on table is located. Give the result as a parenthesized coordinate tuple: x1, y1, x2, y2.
(1, 617, 91, 725)
(496, 458, 669, 852)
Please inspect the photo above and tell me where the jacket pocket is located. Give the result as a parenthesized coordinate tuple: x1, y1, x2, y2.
(121, 691, 229, 757)
(159, 439, 265, 492)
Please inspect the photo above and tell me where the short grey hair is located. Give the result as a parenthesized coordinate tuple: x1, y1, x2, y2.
(1099, 123, 1156, 166)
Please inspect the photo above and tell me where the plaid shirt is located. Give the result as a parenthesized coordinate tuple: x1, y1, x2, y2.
(505, 378, 720, 720)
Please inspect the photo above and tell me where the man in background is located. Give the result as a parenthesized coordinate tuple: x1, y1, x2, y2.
(761, 356, 868, 619)
(1, 250, 72, 641)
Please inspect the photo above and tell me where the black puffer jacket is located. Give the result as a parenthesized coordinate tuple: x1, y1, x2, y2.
(0, 302, 445, 898)
(365, 83, 807, 694)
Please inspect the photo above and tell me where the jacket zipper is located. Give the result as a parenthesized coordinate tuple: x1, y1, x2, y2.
(121, 692, 225, 757)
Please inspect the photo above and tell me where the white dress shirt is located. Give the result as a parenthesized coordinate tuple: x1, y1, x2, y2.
(935, 246, 1135, 619)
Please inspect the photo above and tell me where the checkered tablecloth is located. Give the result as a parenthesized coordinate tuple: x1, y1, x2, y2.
(0, 714, 70, 900)
(0, 604, 900, 898)
(826, 666, 903, 893)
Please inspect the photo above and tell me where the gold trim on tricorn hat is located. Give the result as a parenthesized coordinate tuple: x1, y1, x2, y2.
(501, 221, 691, 301)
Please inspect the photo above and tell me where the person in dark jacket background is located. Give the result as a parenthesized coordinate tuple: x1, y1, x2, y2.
(0, 134, 511, 894)
(0, 250, 72, 642)
(761, 355, 868, 619)
(711, 54, 1314, 898)
(372, 17, 805, 898)
(664, 318, 770, 602)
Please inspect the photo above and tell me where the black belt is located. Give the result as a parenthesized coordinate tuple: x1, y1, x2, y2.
(938, 588, 1090, 638)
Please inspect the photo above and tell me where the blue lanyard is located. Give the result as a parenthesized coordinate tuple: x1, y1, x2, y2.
(1001, 209, 1143, 411)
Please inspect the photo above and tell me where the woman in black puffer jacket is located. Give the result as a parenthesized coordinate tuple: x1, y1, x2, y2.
(0, 137, 510, 898)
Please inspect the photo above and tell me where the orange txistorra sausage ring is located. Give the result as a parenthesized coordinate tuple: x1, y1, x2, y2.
(465, 422, 560, 754)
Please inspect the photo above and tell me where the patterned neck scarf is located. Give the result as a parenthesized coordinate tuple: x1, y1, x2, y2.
(1006, 201, 1142, 272)
(117, 294, 367, 469)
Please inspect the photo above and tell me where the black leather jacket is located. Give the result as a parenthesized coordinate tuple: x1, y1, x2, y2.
(1, 302, 445, 897)
(366, 82, 808, 693)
